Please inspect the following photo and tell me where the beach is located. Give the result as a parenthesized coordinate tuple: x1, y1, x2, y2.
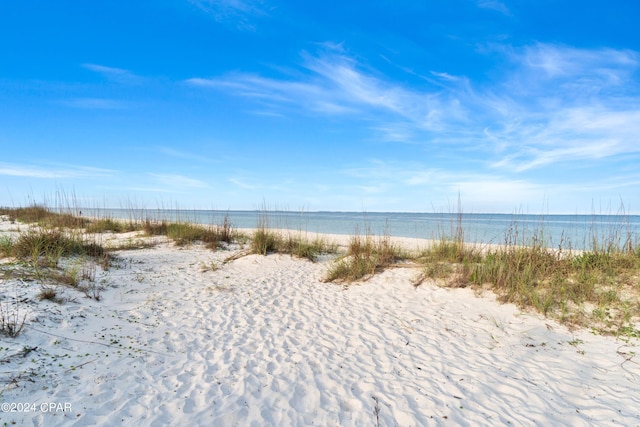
(1, 219, 639, 426)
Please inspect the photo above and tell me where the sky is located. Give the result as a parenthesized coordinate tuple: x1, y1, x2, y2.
(1, 1, 640, 213)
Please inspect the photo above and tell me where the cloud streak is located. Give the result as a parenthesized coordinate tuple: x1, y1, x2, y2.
(189, 0, 268, 30)
(149, 173, 209, 189)
(187, 47, 469, 133)
(60, 97, 127, 109)
(83, 63, 142, 83)
(187, 43, 640, 174)
(0, 162, 116, 179)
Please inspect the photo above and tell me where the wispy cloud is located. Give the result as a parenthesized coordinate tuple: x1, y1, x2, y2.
(187, 46, 468, 131)
(60, 97, 127, 109)
(485, 44, 640, 171)
(490, 108, 640, 171)
(0, 162, 115, 179)
(228, 177, 260, 190)
(187, 42, 640, 174)
(189, 0, 268, 31)
(158, 147, 216, 163)
(477, 1, 510, 16)
(82, 63, 142, 84)
(149, 173, 209, 189)
(508, 44, 638, 94)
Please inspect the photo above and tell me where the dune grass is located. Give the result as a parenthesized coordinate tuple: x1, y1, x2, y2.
(407, 220, 640, 336)
(85, 217, 142, 233)
(250, 227, 336, 262)
(249, 212, 337, 261)
(142, 215, 236, 249)
(325, 230, 408, 282)
(0, 205, 90, 229)
(318, 209, 639, 336)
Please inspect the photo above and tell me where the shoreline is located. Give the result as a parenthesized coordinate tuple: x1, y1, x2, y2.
(74, 208, 640, 251)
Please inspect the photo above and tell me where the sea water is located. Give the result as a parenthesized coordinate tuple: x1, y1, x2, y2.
(79, 209, 640, 251)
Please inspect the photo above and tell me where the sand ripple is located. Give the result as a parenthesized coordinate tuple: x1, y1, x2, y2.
(2, 243, 639, 426)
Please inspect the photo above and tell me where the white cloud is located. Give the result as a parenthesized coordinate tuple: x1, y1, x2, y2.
(60, 98, 126, 109)
(0, 162, 115, 179)
(187, 47, 467, 132)
(149, 173, 209, 188)
(188, 42, 640, 176)
(189, 0, 267, 30)
(501, 44, 639, 102)
(477, 1, 510, 15)
(82, 63, 142, 84)
(228, 177, 260, 190)
(158, 147, 215, 163)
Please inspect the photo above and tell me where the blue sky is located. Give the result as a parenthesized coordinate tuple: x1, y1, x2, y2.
(1, 1, 639, 213)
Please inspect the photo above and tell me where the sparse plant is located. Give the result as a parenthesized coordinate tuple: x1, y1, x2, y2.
(78, 277, 104, 301)
(0, 283, 27, 338)
(325, 230, 406, 282)
(0, 235, 13, 257)
(86, 218, 141, 233)
(38, 286, 58, 302)
(411, 214, 640, 333)
(0, 205, 89, 229)
(12, 229, 104, 267)
(143, 217, 236, 249)
(251, 227, 281, 255)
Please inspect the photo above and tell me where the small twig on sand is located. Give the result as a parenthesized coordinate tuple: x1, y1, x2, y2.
(223, 249, 252, 264)
(372, 396, 380, 427)
(65, 358, 99, 373)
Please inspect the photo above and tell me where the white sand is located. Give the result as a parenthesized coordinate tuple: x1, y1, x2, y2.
(1, 220, 639, 426)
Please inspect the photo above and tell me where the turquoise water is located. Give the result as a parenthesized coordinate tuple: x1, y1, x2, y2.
(80, 209, 640, 251)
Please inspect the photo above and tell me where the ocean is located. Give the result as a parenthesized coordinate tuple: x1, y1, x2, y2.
(80, 208, 640, 251)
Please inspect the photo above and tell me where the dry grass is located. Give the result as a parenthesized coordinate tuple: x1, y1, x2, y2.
(85, 218, 142, 233)
(0, 205, 89, 229)
(411, 223, 640, 336)
(325, 231, 407, 282)
(248, 210, 337, 261)
(143, 216, 235, 249)
(250, 227, 336, 262)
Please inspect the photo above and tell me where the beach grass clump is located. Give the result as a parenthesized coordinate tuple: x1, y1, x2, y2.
(143, 217, 236, 249)
(420, 239, 482, 264)
(0, 300, 27, 338)
(464, 236, 640, 332)
(246, 210, 336, 261)
(0, 205, 89, 229)
(11, 228, 104, 267)
(282, 235, 336, 262)
(0, 235, 14, 257)
(37, 286, 59, 302)
(468, 245, 562, 310)
(408, 217, 640, 334)
(411, 231, 482, 286)
(86, 218, 141, 234)
(325, 232, 406, 282)
(251, 227, 282, 255)
(249, 228, 336, 261)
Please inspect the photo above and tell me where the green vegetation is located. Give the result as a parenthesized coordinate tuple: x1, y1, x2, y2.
(250, 228, 336, 262)
(85, 218, 141, 233)
(325, 231, 407, 282)
(142, 215, 235, 249)
(10, 228, 104, 264)
(0, 205, 89, 229)
(409, 225, 640, 336)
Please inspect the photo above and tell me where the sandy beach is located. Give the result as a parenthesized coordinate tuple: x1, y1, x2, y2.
(1, 219, 639, 426)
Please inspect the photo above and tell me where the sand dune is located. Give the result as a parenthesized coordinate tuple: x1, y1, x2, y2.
(1, 222, 639, 426)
